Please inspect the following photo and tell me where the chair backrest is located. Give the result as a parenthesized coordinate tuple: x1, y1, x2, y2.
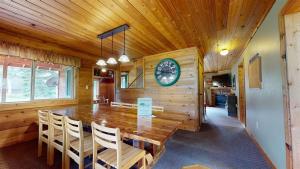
(91, 122, 121, 168)
(65, 116, 84, 153)
(50, 113, 65, 131)
(49, 113, 65, 146)
(152, 106, 164, 112)
(38, 110, 50, 125)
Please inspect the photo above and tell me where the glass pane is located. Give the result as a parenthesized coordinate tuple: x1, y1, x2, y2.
(93, 80, 99, 100)
(35, 62, 74, 100)
(35, 64, 59, 99)
(6, 57, 32, 102)
(59, 66, 74, 99)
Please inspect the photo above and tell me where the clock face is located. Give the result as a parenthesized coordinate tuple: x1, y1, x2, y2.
(154, 58, 180, 86)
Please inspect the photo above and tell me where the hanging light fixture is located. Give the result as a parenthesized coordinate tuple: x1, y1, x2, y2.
(107, 32, 118, 65)
(101, 67, 107, 72)
(220, 49, 229, 56)
(96, 38, 107, 66)
(118, 26, 130, 63)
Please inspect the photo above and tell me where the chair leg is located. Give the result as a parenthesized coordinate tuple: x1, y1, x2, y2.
(142, 156, 146, 169)
(38, 138, 42, 157)
(47, 143, 51, 165)
(62, 150, 65, 169)
(65, 154, 70, 169)
(49, 144, 54, 166)
(79, 159, 84, 169)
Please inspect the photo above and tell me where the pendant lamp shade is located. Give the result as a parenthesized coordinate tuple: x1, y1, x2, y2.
(118, 26, 130, 63)
(96, 59, 107, 66)
(118, 54, 130, 62)
(107, 57, 117, 64)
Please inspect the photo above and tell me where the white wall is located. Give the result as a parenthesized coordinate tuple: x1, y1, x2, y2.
(231, 0, 286, 168)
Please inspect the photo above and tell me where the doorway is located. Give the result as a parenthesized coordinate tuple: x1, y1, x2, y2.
(93, 68, 115, 104)
(238, 61, 246, 126)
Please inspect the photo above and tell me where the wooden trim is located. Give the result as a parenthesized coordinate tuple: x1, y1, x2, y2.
(0, 99, 78, 111)
(279, 1, 294, 169)
(245, 128, 276, 169)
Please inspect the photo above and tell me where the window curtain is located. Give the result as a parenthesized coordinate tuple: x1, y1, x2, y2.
(0, 40, 81, 67)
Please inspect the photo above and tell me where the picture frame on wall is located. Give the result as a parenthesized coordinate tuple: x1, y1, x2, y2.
(248, 53, 262, 89)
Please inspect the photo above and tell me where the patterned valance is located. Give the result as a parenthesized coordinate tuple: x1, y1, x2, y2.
(0, 40, 81, 67)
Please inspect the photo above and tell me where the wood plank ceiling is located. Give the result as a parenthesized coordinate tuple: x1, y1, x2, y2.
(0, 0, 274, 72)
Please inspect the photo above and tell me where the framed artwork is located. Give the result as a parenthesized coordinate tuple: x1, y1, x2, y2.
(248, 54, 262, 88)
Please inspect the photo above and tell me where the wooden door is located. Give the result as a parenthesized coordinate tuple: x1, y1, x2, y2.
(285, 12, 300, 169)
(238, 62, 246, 125)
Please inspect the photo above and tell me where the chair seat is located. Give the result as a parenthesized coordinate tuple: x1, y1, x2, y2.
(42, 129, 63, 136)
(70, 133, 94, 157)
(54, 131, 90, 143)
(97, 143, 145, 168)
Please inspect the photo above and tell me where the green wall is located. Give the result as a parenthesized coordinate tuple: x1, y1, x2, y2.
(231, 0, 286, 168)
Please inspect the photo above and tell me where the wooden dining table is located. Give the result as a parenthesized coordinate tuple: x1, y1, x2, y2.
(43, 104, 188, 160)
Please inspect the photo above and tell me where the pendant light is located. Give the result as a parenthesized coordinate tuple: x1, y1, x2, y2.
(107, 32, 117, 65)
(96, 38, 107, 66)
(118, 26, 130, 63)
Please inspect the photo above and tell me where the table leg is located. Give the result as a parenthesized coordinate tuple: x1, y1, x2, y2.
(137, 141, 145, 168)
(152, 144, 157, 156)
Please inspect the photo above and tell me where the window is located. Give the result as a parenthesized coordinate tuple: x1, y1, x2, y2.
(0, 55, 75, 103)
(34, 62, 59, 99)
(35, 62, 74, 99)
(93, 80, 99, 100)
(59, 65, 74, 98)
(121, 72, 128, 88)
(6, 57, 32, 102)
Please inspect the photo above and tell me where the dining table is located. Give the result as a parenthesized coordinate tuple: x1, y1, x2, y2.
(42, 104, 188, 162)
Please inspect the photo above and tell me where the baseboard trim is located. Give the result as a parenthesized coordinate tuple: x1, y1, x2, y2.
(245, 127, 277, 169)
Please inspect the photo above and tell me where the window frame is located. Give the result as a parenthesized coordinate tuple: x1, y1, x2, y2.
(0, 56, 76, 104)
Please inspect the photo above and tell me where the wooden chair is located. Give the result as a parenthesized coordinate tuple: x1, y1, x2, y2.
(48, 113, 65, 168)
(64, 116, 95, 169)
(152, 106, 164, 112)
(38, 110, 51, 164)
(91, 122, 146, 169)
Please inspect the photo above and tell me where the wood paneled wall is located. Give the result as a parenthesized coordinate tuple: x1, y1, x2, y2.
(78, 67, 93, 104)
(116, 47, 203, 131)
(100, 83, 115, 103)
(0, 99, 77, 148)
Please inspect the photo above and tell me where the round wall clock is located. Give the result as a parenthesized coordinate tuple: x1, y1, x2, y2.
(154, 58, 181, 87)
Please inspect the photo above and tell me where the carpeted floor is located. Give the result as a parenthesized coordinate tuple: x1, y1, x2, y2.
(0, 107, 271, 169)
(154, 107, 271, 169)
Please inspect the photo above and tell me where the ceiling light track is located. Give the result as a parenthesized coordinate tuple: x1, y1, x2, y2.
(96, 24, 130, 66)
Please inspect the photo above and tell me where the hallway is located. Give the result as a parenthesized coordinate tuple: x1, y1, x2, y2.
(154, 107, 271, 169)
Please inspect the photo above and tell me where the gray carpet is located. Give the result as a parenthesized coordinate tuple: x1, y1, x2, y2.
(153, 107, 271, 169)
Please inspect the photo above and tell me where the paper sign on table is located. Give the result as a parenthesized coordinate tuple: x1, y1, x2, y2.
(137, 98, 152, 117)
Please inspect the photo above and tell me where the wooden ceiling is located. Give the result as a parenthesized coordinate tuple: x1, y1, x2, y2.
(0, 0, 274, 72)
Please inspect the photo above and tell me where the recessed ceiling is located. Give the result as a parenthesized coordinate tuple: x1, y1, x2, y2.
(0, 0, 274, 72)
